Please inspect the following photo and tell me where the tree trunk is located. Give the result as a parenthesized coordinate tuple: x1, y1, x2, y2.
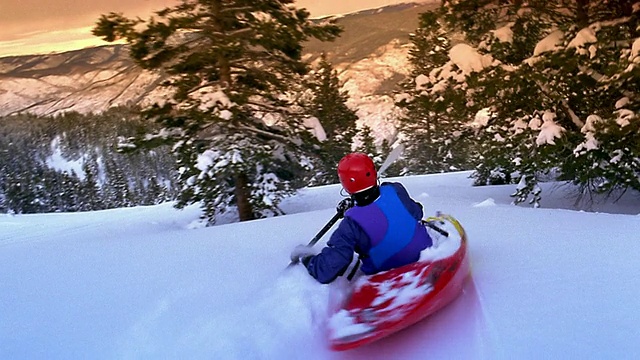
(235, 171, 255, 221)
(211, 0, 251, 221)
(575, 0, 590, 28)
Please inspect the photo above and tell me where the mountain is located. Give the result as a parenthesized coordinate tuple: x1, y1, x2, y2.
(0, 45, 165, 116)
(0, 2, 438, 141)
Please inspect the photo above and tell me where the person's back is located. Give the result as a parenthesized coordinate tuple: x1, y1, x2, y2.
(291, 152, 433, 284)
(344, 182, 431, 275)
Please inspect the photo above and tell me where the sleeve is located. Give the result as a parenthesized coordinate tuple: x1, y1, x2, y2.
(387, 182, 424, 220)
(304, 217, 364, 284)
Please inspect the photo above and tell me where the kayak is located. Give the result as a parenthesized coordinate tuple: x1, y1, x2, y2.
(327, 214, 470, 351)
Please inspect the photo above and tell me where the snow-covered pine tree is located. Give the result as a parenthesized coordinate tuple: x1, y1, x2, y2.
(354, 125, 379, 161)
(0, 191, 5, 213)
(564, 2, 640, 197)
(351, 125, 404, 177)
(377, 137, 406, 177)
(397, 10, 479, 175)
(0, 146, 8, 213)
(102, 157, 131, 208)
(80, 156, 103, 211)
(0, 110, 174, 213)
(143, 176, 169, 205)
(93, 0, 341, 224)
(304, 54, 358, 185)
(3, 157, 41, 214)
(435, 0, 639, 206)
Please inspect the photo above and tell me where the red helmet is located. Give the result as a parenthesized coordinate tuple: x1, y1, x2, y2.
(337, 152, 377, 194)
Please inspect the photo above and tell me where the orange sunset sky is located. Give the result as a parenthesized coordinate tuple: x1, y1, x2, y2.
(0, 0, 413, 58)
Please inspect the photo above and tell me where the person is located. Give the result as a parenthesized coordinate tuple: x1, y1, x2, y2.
(290, 152, 433, 284)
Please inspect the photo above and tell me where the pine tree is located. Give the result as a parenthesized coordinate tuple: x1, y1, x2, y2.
(59, 170, 83, 212)
(304, 54, 358, 185)
(143, 176, 166, 205)
(0, 190, 6, 213)
(0, 108, 178, 213)
(80, 156, 103, 211)
(103, 158, 133, 208)
(4, 158, 43, 214)
(378, 138, 406, 177)
(352, 125, 404, 177)
(93, 0, 342, 223)
(416, 0, 640, 206)
(0, 144, 8, 213)
(397, 10, 479, 175)
(354, 125, 381, 164)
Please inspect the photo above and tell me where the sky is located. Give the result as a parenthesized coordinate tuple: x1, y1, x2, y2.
(1, 170, 640, 358)
(0, 0, 414, 57)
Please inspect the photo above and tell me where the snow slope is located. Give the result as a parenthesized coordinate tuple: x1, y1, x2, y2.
(1, 171, 640, 359)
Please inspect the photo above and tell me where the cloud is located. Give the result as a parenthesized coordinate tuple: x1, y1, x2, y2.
(0, 0, 177, 42)
(0, 0, 176, 56)
(0, 26, 124, 57)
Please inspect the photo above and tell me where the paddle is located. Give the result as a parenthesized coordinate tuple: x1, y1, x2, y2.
(421, 219, 450, 237)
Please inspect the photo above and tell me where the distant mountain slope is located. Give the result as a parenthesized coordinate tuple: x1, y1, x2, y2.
(0, 45, 166, 116)
(305, 2, 426, 65)
(0, 2, 438, 140)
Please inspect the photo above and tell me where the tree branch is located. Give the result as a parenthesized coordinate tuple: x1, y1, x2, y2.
(238, 124, 301, 146)
(533, 78, 585, 128)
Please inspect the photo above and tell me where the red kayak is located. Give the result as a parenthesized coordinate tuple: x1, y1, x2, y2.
(327, 215, 470, 351)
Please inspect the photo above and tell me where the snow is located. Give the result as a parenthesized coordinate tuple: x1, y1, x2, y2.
(1, 171, 640, 358)
(472, 198, 496, 207)
(415, 74, 430, 90)
(610, 150, 624, 164)
(492, 24, 514, 43)
(219, 110, 233, 120)
(194, 88, 234, 112)
(631, 38, 640, 60)
(0, 66, 166, 117)
(535, 111, 565, 146)
(567, 23, 601, 59)
(574, 115, 601, 154)
(45, 136, 85, 180)
(615, 97, 630, 109)
(449, 44, 496, 74)
(328, 310, 373, 340)
(251, 11, 274, 23)
(615, 109, 635, 127)
(531, 30, 564, 58)
(303, 116, 328, 142)
(567, 27, 598, 52)
(195, 149, 218, 172)
(471, 108, 493, 128)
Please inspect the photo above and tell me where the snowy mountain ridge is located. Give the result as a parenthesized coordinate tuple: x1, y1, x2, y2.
(0, 2, 437, 141)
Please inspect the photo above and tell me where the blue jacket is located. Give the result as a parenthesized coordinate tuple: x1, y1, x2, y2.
(305, 182, 432, 284)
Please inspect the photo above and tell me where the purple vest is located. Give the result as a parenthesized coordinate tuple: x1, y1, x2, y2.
(345, 185, 431, 274)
